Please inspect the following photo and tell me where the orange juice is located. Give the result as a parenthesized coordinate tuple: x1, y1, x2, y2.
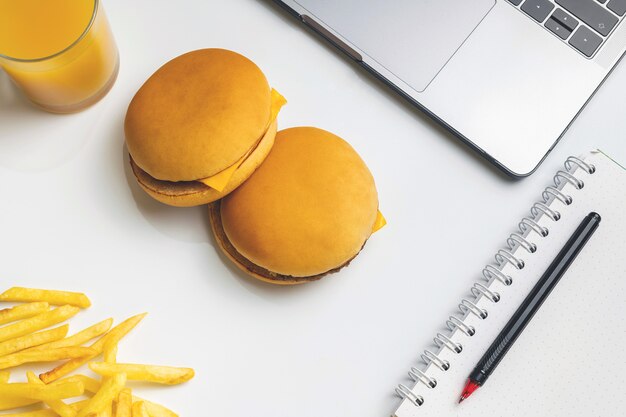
(0, 0, 119, 113)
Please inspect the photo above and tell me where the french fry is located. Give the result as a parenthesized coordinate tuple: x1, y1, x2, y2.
(3, 402, 89, 417)
(0, 347, 96, 370)
(69, 399, 89, 409)
(27, 371, 76, 417)
(0, 410, 58, 417)
(98, 339, 119, 415)
(96, 314, 146, 352)
(0, 394, 91, 412)
(0, 302, 49, 326)
(131, 401, 149, 417)
(89, 363, 194, 385)
(0, 305, 80, 343)
(0, 397, 39, 411)
(0, 381, 84, 401)
(132, 397, 178, 417)
(0, 287, 91, 309)
(116, 388, 132, 417)
(8, 400, 92, 416)
(53, 374, 101, 394)
(77, 373, 126, 417)
(0, 325, 69, 357)
(100, 404, 113, 417)
(0, 373, 25, 412)
(25, 318, 113, 354)
(103, 341, 117, 364)
(95, 404, 113, 417)
(40, 313, 146, 383)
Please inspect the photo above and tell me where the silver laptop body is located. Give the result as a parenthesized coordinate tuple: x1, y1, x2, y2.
(272, 0, 626, 176)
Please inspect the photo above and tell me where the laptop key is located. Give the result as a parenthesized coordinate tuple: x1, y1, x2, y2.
(522, 0, 555, 22)
(569, 25, 603, 56)
(507, 0, 523, 5)
(608, 0, 626, 16)
(551, 8, 579, 31)
(555, 0, 618, 36)
(546, 17, 573, 39)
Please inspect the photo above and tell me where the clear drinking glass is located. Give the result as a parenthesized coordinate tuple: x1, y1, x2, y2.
(0, 0, 119, 113)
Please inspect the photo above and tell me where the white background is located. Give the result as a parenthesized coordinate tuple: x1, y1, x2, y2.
(0, 1, 625, 416)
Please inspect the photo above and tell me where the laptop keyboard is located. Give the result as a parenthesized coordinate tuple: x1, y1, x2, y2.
(507, 0, 626, 57)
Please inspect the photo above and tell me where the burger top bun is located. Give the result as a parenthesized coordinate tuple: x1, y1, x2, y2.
(214, 127, 383, 282)
(125, 48, 274, 182)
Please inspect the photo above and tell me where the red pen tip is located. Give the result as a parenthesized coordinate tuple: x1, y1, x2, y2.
(458, 379, 480, 403)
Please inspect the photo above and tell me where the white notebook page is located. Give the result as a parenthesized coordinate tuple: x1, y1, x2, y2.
(394, 150, 626, 417)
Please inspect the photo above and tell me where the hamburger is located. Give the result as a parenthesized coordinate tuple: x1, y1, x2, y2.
(125, 48, 286, 207)
(209, 127, 386, 285)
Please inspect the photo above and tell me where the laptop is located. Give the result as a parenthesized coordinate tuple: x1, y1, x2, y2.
(271, 0, 626, 177)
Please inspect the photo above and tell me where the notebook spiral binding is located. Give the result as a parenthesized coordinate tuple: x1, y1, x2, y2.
(394, 156, 597, 407)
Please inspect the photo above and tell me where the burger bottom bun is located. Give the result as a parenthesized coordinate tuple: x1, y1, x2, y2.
(208, 201, 366, 285)
(129, 121, 277, 207)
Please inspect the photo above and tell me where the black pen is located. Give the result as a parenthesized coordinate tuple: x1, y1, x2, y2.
(459, 212, 601, 403)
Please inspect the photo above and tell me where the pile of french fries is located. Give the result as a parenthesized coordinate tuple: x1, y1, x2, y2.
(0, 287, 195, 417)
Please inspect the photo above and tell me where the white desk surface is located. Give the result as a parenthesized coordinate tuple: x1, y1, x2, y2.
(1, 1, 625, 416)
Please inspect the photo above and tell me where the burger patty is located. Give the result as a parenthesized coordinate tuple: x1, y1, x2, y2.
(130, 156, 211, 196)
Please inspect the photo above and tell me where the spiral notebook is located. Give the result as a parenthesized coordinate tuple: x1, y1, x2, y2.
(393, 150, 626, 417)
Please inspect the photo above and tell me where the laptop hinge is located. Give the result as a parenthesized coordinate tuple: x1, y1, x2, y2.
(301, 15, 363, 62)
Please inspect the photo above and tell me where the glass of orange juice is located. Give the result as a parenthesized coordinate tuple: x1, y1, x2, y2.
(0, 0, 119, 113)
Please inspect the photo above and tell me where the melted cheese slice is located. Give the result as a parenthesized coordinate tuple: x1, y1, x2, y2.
(198, 148, 251, 191)
(268, 88, 287, 124)
(372, 210, 386, 233)
(198, 89, 287, 192)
